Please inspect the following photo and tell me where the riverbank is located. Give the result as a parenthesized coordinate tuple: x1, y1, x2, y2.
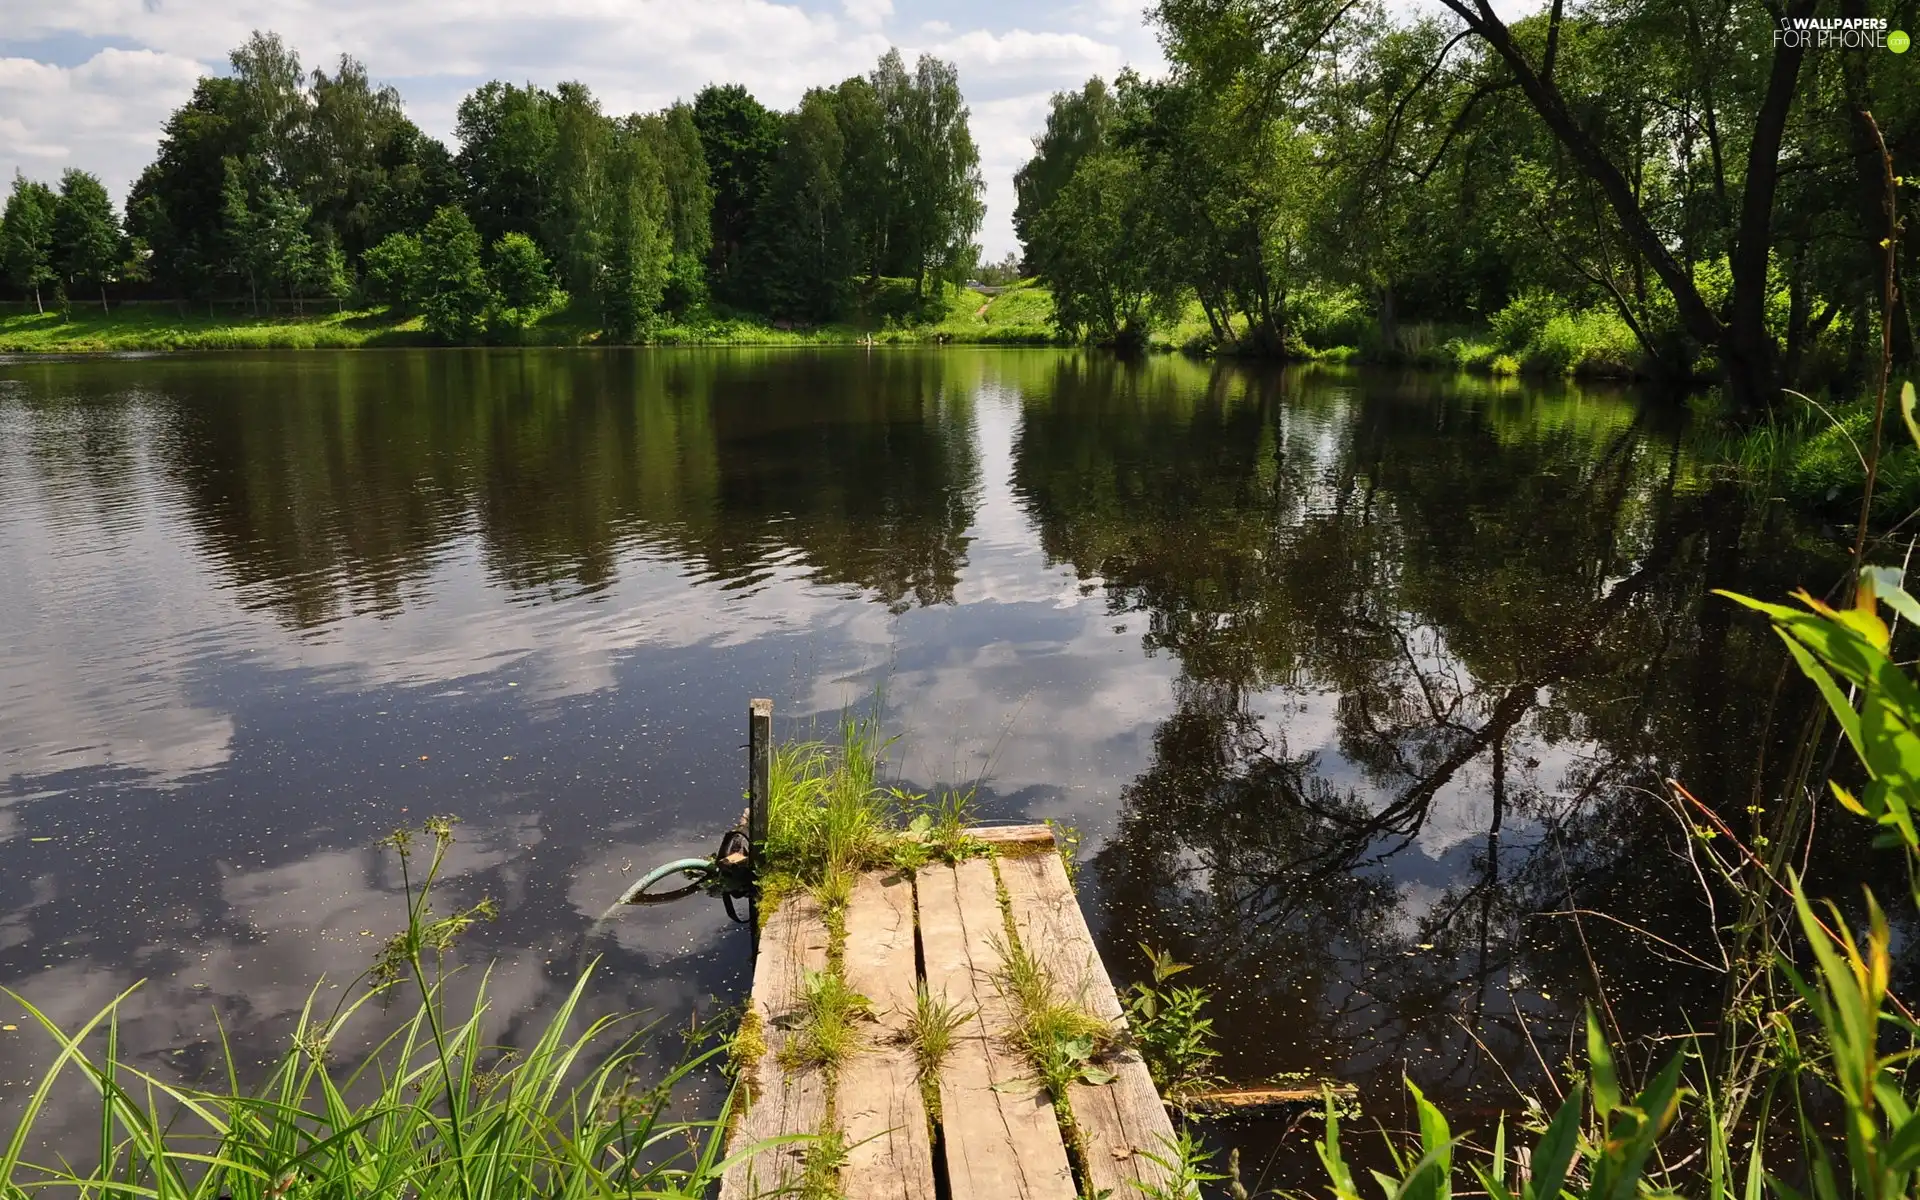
(0, 282, 1062, 354)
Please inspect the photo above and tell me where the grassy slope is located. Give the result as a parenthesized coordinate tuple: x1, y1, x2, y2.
(0, 282, 1061, 354)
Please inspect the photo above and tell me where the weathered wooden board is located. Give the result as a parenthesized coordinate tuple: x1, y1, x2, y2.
(720, 892, 830, 1200)
(969, 824, 1057, 847)
(998, 850, 1181, 1197)
(838, 871, 937, 1200)
(916, 861, 1077, 1200)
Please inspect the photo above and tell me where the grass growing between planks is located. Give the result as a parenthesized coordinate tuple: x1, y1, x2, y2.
(903, 984, 973, 1120)
(0, 817, 755, 1200)
(986, 858, 1117, 1193)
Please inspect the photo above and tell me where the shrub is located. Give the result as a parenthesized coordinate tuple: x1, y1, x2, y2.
(360, 232, 422, 311)
(1487, 288, 1569, 351)
(489, 232, 557, 318)
(418, 207, 495, 342)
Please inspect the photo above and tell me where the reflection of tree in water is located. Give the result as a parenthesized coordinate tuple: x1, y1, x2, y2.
(1014, 361, 1870, 1115)
(114, 350, 981, 627)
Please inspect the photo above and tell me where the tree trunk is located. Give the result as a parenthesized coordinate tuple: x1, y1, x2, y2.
(32, 284, 42, 315)
(1723, 11, 1809, 413)
(99, 284, 108, 316)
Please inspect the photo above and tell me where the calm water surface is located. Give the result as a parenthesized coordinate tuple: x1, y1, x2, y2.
(0, 349, 1869, 1179)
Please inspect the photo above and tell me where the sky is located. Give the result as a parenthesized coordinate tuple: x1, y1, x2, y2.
(0, 0, 1169, 259)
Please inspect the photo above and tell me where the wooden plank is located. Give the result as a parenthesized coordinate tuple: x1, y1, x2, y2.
(916, 861, 1076, 1200)
(998, 851, 1181, 1197)
(720, 892, 830, 1200)
(970, 824, 1056, 847)
(838, 871, 937, 1200)
(1182, 1083, 1357, 1114)
(899, 824, 1056, 850)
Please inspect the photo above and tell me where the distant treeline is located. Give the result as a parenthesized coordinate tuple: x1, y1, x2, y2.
(0, 32, 985, 340)
(1013, 0, 1915, 409)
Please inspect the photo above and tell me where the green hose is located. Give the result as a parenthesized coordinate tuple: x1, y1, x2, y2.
(618, 857, 715, 904)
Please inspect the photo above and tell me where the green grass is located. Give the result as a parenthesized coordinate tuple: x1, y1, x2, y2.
(904, 984, 973, 1119)
(0, 817, 754, 1199)
(0, 305, 432, 352)
(0, 284, 1067, 354)
(777, 969, 873, 1078)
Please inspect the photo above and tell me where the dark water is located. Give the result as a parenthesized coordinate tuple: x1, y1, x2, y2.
(0, 349, 1868, 1180)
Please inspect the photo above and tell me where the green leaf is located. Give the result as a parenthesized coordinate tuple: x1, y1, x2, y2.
(1524, 1084, 1584, 1200)
(1901, 381, 1919, 451)
(1586, 1009, 1619, 1118)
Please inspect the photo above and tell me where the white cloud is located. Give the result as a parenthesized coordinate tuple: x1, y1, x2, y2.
(0, 0, 1165, 256)
(0, 49, 201, 194)
(843, 0, 894, 29)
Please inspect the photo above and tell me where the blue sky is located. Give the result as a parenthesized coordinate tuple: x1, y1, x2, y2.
(0, 0, 1167, 257)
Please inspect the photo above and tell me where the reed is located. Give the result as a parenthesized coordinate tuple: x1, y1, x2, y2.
(0, 818, 754, 1199)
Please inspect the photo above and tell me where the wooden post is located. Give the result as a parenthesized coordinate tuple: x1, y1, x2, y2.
(748, 698, 772, 862)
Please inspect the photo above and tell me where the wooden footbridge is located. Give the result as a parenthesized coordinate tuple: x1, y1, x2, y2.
(721, 827, 1180, 1199)
(718, 703, 1181, 1199)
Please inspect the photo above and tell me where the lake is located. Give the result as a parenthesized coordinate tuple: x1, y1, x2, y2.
(0, 348, 1868, 1181)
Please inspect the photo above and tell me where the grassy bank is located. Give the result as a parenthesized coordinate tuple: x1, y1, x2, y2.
(0, 281, 1060, 354)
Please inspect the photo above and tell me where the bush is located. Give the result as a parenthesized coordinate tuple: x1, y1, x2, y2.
(1287, 286, 1369, 350)
(360, 232, 422, 311)
(1487, 288, 1569, 350)
(488, 232, 556, 319)
(418, 207, 495, 342)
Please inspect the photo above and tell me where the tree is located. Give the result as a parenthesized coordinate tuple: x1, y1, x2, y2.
(742, 88, 852, 320)
(490, 231, 554, 316)
(455, 81, 559, 250)
(643, 102, 713, 314)
(1030, 150, 1157, 345)
(1012, 78, 1116, 268)
(220, 157, 263, 311)
(692, 84, 782, 300)
(228, 31, 309, 181)
(362, 231, 422, 310)
(51, 169, 121, 313)
(418, 204, 494, 340)
(831, 76, 890, 283)
(127, 76, 249, 301)
(595, 125, 672, 341)
(1, 174, 57, 312)
(871, 51, 984, 296)
(305, 227, 348, 309)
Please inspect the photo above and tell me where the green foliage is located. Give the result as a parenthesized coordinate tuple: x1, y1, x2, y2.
(759, 716, 904, 896)
(418, 205, 494, 341)
(594, 126, 673, 342)
(1030, 149, 1157, 345)
(692, 83, 784, 301)
(1, 174, 57, 312)
(361, 230, 422, 309)
(51, 169, 121, 311)
(488, 231, 555, 320)
(1012, 78, 1115, 260)
(1120, 946, 1219, 1100)
(0, 816, 752, 1198)
(1132, 1129, 1225, 1200)
(870, 51, 985, 295)
(779, 967, 873, 1076)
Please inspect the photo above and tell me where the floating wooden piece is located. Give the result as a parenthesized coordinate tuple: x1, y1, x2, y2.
(1179, 1083, 1357, 1114)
